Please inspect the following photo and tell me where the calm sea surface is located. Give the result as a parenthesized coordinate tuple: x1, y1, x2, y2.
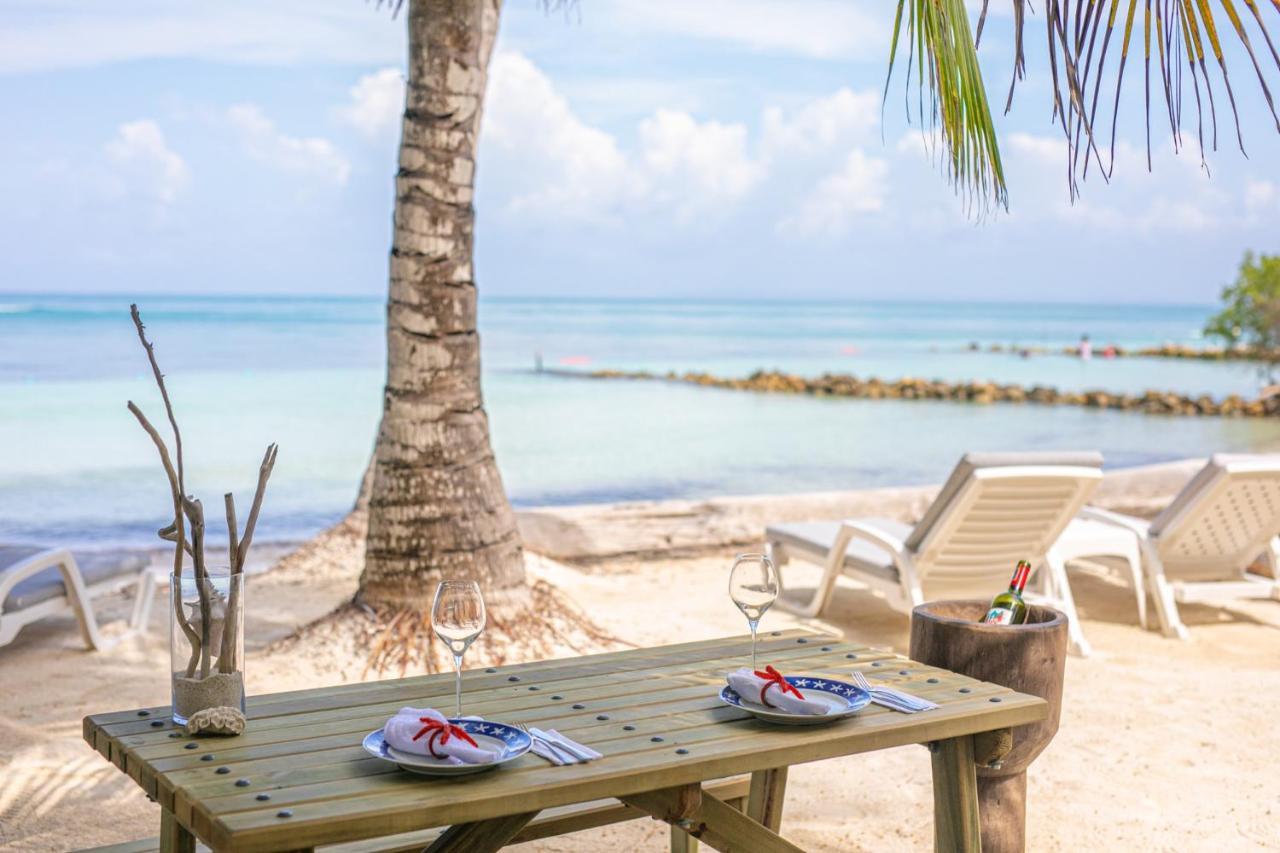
(4, 294, 1279, 547)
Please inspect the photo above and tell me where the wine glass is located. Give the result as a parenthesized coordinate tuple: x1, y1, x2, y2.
(729, 554, 779, 671)
(431, 580, 487, 717)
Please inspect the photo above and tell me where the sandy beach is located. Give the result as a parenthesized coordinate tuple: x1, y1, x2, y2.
(2, 465, 1278, 851)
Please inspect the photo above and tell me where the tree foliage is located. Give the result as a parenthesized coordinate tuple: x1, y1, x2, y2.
(1204, 252, 1280, 353)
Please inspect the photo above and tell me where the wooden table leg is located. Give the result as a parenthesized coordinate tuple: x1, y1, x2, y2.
(670, 825, 699, 853)
(747, 767, 789, 832)
(624, 786, 805, 853)
(159, 807, 195, 853)
(424, 812, 540, 853)
(931, 736, 981, 853)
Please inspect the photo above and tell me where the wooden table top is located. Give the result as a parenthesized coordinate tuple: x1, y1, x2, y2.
(84, 629, 1046, 852)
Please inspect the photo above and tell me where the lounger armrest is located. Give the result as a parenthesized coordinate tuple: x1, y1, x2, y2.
(839, 520, 909, 557)
(0, 548, 76, 601)
(1078, 506, 1150, 538)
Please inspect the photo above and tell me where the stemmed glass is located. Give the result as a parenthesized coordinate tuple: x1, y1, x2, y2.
(431, 580, 487, 717)
(728, 554, 779, 671)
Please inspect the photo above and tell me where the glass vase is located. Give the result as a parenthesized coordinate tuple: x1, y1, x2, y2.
(170, 565, 245, 725)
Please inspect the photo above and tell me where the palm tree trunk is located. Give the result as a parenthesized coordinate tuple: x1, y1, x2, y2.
(359, 0, 524, 609)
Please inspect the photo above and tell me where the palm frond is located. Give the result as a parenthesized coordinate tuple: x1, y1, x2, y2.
(893, 0, 1280, 207)
(887, 0, 1008, 209)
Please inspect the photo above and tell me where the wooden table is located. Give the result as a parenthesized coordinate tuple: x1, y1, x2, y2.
(83, 630, 1046, 852)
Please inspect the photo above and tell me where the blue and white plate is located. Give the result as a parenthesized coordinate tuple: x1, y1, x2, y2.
(362, 720, 533, 777)
(720, 676, 871, 726)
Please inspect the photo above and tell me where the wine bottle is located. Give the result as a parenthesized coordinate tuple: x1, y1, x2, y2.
(981, 560, 1032, 625)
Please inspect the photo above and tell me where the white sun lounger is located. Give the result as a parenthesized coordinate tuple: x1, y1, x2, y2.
(765, 452, 1104, 656)
(1071, 454, 1280, 640)
(0, 546, 154, 650)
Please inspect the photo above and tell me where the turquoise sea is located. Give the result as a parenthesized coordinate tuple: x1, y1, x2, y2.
(4, 294, 1280, 547)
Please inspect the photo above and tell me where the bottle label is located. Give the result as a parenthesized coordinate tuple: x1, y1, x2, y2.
(984, 607, 1014, 625)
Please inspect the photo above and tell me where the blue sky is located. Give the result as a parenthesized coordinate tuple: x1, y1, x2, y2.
(2, 1, 1278, 303)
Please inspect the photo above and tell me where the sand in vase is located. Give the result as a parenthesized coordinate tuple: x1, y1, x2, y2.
(173, 672, 244, 721)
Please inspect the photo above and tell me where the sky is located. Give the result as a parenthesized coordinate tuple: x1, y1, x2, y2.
(2, 1, 1279, 304)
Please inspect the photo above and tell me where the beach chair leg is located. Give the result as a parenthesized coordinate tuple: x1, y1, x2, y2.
(1145, 554, 1190, 640)
(160, 806, 195, 853)
(1045, 550, 1092, 657)
(53, 554, 110, 651)
(130, 568, 157, 631)
(1118, 539, 1148, 630)
(930, 736, 981, 853)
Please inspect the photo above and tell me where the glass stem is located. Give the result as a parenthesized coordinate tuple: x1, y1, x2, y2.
(748, 619, 759, 671)
(453, 654, 463, 717)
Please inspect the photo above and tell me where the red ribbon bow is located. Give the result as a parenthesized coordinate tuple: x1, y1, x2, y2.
(754, 665, 805, 708)
(412, 717, 479, 759)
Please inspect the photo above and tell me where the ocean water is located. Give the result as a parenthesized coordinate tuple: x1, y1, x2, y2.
(4, 294, 1280, 548)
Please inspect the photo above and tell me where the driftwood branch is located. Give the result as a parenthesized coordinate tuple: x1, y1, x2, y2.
(126, 400, 199, 668)
(219, 493, 241, 673)
(130, 305, 200, 677)
(130, 305, 185, 497)
(184, 496, 212, 679)
(236, 443, 277, 570)
(130, 304, 276, 688)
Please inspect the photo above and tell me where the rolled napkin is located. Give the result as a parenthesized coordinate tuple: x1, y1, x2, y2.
(727, 665, 829, 715)
(383, 707, 501, 765)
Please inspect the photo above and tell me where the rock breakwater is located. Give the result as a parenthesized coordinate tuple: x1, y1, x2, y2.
(583, 369, 1280, 418)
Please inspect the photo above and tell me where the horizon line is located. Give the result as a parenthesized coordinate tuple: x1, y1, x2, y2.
(0, 290, 1219, 310)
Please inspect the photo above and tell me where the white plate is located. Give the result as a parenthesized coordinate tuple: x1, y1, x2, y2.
(362, 720, 532, 777)
(720, 675, 871, 726)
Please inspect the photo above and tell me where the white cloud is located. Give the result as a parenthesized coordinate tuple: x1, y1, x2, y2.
(611, 0, 886, 60)
(227, 104, 350, 186)
(336, 67, 405, 140)
(777, 149, 888, 235)
(0, 1, 402, 73)
(485, 52, 639, 220)
(103, 120, 189, 204)
(639, 110, 762, 216)
(485, 53, 761, 222)
(1245, 179, 1279, 211)
(762, 88, 880, 158)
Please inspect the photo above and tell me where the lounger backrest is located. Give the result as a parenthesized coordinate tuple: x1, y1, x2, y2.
(1148, 454, 1280, 579)
(906, 452, 1104, 598)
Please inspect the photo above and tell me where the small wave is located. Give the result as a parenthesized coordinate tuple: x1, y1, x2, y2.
(0, 303, 33, 315)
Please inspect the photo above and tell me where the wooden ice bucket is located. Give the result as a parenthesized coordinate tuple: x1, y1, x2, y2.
(910, 600, 1067, 853)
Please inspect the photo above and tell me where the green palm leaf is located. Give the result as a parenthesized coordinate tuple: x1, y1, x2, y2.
(890, 0, 1280, 207)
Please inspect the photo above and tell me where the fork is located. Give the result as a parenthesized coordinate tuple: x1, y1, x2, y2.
(852, 670, 935, 712)
(514, 723, 580, 764)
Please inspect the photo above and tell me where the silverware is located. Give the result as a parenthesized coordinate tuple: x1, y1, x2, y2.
(548, 728, 603, 761)
(514, 723, 580, 764)
(851, 670, 936, 712)
(530, 727, 595, 762)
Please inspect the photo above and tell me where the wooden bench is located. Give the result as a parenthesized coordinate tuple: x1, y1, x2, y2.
(78, 777, 750, 853)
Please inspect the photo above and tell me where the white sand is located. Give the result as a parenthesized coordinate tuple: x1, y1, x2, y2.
(1, 507, 1278, 850)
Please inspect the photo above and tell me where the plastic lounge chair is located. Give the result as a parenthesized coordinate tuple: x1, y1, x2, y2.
(765, 451, 1104, 656)
(0, 546, 154, 649)
(1076, 454, 1280, 640)
(1045, 516, 1147, 631)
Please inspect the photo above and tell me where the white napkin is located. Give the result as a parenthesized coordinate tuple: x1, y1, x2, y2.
(727, 668, 828, 715)
(384, 707, 500, 765)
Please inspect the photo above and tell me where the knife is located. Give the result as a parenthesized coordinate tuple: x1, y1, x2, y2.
(530, 727, 594, 762)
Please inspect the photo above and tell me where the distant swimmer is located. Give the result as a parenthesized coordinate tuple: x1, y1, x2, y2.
(1078, 334, 1092, 360)
(1102, 344, 1117, 359)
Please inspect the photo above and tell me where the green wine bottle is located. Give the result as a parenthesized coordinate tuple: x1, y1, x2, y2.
(981, 560, 1032, 625)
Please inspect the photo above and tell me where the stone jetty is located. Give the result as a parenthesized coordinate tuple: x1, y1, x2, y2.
(580, 369, 1280, 418)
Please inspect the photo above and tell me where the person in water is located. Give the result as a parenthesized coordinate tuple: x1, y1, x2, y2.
(1078, 334, 1092, 360)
